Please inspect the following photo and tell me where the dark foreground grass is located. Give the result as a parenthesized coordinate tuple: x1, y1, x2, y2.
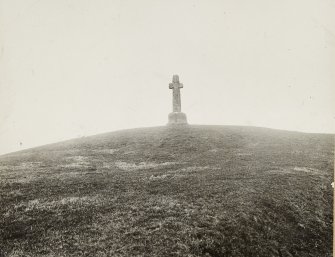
(0, 125, 333, 257)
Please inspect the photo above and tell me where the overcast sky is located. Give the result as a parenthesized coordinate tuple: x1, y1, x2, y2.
(0, 0, 334, 155)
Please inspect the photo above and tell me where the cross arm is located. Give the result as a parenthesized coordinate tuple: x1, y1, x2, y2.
(169, 83, 183, 89)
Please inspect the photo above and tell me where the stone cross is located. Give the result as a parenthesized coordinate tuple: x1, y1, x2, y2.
(169, 75, 183, 112)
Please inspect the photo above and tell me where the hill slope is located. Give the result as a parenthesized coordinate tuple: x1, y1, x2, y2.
(0, 125, 333, 257)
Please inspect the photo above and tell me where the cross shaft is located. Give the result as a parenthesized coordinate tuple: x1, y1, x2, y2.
(169, 75, 183, 112)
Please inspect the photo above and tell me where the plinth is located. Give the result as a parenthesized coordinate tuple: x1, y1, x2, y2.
(168, 112, 188, 125)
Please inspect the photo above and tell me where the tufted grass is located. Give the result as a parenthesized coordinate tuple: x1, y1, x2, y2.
(0, 125, 333, 257)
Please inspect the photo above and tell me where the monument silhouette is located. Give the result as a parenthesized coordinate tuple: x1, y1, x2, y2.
(168, 75, 188, 125)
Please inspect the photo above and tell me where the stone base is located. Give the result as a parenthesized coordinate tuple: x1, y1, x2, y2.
(168, 112, 188, 125)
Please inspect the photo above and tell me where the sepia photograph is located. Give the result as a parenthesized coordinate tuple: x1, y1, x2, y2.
(0, 0, 334, 256)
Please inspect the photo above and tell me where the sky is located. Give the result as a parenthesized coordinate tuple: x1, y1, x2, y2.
(0, 0, 334, 155)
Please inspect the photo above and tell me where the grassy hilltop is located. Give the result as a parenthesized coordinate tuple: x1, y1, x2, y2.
(0, 125, 333, 257)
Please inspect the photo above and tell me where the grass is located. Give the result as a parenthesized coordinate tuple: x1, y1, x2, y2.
(0, 125, 333, 257)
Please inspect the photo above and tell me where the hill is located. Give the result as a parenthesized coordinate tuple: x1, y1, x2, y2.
(0, 125, 333, 257)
